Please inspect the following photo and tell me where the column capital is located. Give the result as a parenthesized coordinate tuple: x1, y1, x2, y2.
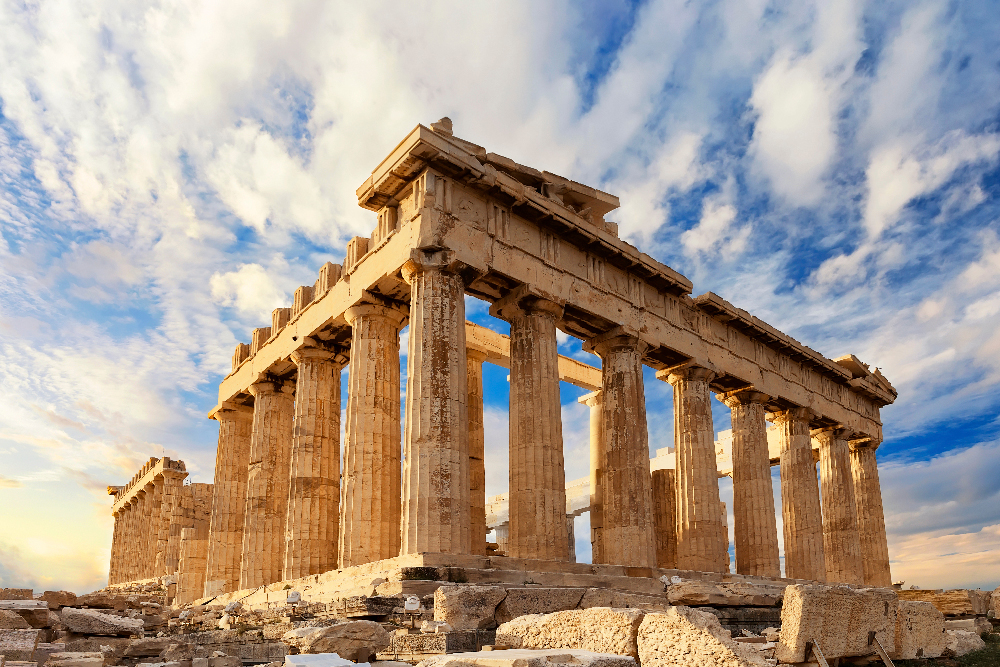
(344, 301, 408, 328)
(658, 363, 716, 386)
(583, 326, 649, 357)
(401, 248, 470, 284)
(290, 343, 348, 367)
(812, 426, 855, 441)
(718, 388, 769, 408)
(768, 406, 814, 424)
(213, 400, 254, 420)
(578, 389, 602, 408)
(161, 469, 187, 482)
(489, 284, 564, 322)
(248, 379, 294, 398)
(849, 436, 881, 451)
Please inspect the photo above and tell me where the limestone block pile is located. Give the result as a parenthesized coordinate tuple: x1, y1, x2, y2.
(418, 649, 637, 667)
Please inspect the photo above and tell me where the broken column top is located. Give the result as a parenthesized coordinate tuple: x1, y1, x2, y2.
(110, 457, 187, 513)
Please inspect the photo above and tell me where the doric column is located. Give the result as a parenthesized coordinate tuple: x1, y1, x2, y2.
(773, 408, 825, 581)
(341, 304, 406, 567)
(284, 345, 346, 579)
(400, 254, 470, 555)
(109, 509, 124, 584)
(204, 403, 253, 596)
(651, 468, 677, 569)
(579, 391, 605, 563)
(132, 489, 148, 580)
(240, 379, 295, 589)
(141, 479, 161, 579)
(501, 297, 570, 561)
(121, 499, 137, 581)
(664, 365, 727, 573)
(467, 349, 488, 556)
(165, 484, 193, 575)
(584, 329, 655, 568)
(851, 442, 892, 587)
(494, 522, 510, 555)
(566, 516, 577, 562)
(721, 390, 780, 578)
(816, 428, 864, 584)
(176, 484, 213, 605)
(154, 470, 187, 576)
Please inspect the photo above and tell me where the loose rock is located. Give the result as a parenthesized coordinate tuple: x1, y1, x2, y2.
(944, 630, 986, 657)
(892, 601, 945, 660)
(495, 589, 587, 625)
(0, 610, 31, 630)
(637, 607, 770, 667)
(496, 608, 644, 659)
(417, 648, 637, 667)
(46, 652, 105, 667)
(433, 585, 506, 630)
(281, 621, 390, 662)
(61, 609, 143, 637)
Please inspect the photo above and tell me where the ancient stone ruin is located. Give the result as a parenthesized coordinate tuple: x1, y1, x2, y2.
(65, 119, 995, 667)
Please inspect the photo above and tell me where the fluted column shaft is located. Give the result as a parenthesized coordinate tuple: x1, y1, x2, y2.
(154, 471, 186, 576)
(651, 468, 677, 568)
(506, 299, 570, 560)
(131, 490, 147, 580)
(723, 391, 780, 578)
(204, 404, 253, 596)
(121, 500, 136, 581)
(109, 509, 124, 584)
(585, 331, 655, 568)
(580, 391, 605, 563)
(165, 484, 193, 574)
(240, 380, 295, 589)
(666, 366, 727, 573)
(285, 346, 346, 578)
(341, 305, 405, 567)
(467, 350, 488, 556)
(774, 408, 825, 581)
(401, 256, 470, 555)
(851, 443, 892, 587)
(816, 428, 864, 584)
(141, 480, 161, 579)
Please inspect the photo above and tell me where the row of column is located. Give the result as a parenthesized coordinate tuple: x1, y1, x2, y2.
(200, 251, 891, 595)
(583, 375, 891, 586)
(108, 474, 209, 586)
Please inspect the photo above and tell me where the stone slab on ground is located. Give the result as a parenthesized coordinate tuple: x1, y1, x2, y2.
(45, 652, 104, 667)
(636, 607, 770, 667)
(61, 609, 143, 636)
(281, 621, 390, 662)
(577, 590, 669, 612)
(494, 589, 587, 625)
(0, 629, 41, 661)
(0, 591, 33, 601)
(775, 585, 898, 663)
(892, 601, 946, 660)
(496, 608, 644, 659)
(417, 649, 636, 667)
(0, 611, 30, 630)
(284, 656, 362, 667)
(434, 585, 507, 630)
(0, 603, 50, 629)
(39, 594, 77, 611)
(944, 630, 986, 657)
(897, 589, 992, 616)
(383, 630, 495, 663)
(34, 643, 67, 665)
(702, 606, 783, 636)
(665, 581, 782, 607)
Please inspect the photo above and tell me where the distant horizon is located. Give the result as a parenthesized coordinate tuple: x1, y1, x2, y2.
(2, 0, 999, 593)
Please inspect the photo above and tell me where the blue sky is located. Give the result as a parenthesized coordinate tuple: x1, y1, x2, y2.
(1, 0, 999, 593)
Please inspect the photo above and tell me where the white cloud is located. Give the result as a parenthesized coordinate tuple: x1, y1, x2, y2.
(681, 189, 749, 259)
(210, 263, 289, 321)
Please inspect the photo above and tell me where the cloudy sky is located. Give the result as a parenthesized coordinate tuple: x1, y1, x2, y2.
(1, 0, 999, 594)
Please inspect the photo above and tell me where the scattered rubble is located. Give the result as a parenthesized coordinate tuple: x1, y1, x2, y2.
(418, 649, 637, 667)
(637, 607, 771, 667)
(496, 608, 645, 659)
(892, 601, 946, 660)
(944, 629, 987, 656)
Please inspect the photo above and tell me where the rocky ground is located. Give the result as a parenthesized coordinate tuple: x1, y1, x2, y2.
(0, 581, 997, 667)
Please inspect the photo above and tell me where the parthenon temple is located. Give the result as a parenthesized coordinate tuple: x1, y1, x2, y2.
(107, 118, 897, 601)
